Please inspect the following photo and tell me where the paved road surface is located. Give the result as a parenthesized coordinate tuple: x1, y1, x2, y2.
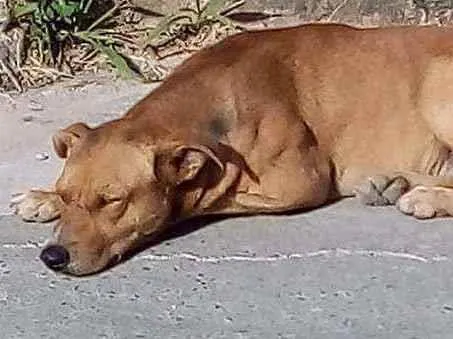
(1, 80, 452, 338)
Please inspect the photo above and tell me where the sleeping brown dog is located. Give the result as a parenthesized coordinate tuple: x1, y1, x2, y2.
(11, 23, 453, 275)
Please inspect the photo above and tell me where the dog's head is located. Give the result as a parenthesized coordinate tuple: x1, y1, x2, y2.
(41, 122, 224, 275)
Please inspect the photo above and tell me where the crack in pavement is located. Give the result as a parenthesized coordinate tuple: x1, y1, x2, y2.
(1, 241, 45, 249)
(1, 242, 449, 264)
(0, 212, 14, 217)
(135, 248, 449, 264)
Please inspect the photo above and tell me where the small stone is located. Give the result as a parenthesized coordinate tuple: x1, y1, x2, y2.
(224, 316, 233, 323)
(297, 295, 307, 301)
(129, 293, 140, 300)
(343, 318, 354, 327)
(35, 152, 49, 161)
(28, 101, 43, 111)
(442, 305, 453, 313)
(0, 289, 8, 304)
(333, 290, 352, 298)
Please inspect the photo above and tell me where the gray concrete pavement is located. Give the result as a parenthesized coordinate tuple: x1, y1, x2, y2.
(1, 80, 453, 338)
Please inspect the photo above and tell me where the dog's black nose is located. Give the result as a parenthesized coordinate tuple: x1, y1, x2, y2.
(40, 245, 70, 271)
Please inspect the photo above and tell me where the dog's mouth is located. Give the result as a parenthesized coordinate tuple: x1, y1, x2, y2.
(105, 253, 123, 269)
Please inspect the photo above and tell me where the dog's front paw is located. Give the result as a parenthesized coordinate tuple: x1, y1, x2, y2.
(396, 186, 440, 219)
(354, 175, 410, 206)
(10, 191, 61, 223)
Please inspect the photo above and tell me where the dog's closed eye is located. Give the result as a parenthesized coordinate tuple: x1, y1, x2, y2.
(98, 195, 123, 208)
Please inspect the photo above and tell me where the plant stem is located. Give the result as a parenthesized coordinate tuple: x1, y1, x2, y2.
(86, 1, 121, 32)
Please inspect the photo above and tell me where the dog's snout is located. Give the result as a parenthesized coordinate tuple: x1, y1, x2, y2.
(40, 245, 70, 271)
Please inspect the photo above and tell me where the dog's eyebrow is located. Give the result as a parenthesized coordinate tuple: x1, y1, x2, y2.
(97, 184, 127, 198)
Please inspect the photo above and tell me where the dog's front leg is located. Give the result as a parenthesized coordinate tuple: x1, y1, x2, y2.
(234, 191, 325, 213)
(10, 190, 63, 222)
(397, 186, 453, 219)
(235, 192, 288, 211)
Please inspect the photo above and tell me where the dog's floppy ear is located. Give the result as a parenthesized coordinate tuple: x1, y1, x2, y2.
(155, 144, 224, 185)
(52, 123, 91, 159)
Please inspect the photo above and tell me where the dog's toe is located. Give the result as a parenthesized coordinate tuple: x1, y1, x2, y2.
(397, 186, 437, 219)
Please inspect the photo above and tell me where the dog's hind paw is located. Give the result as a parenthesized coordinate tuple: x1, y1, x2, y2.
(10, 191, 62, 223)
(354, 175, 410, 206)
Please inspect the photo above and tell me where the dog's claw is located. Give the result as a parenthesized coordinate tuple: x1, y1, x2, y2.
(355, 175, 410, 206)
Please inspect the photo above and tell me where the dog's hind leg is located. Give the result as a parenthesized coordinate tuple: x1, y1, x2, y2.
(353, 171, 453, 219)
(353, 175, 410, 206)
(10, 190, 62, 223)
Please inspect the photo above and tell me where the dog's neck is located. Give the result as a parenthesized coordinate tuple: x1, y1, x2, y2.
(124, 70, 258, 218)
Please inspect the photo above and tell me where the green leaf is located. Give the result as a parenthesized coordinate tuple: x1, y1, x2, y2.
(51, 1, 79, 18)
(43, 4, 57, 21)
(146, 12, 195, 45)
(202, 0, 245, 19)
(96, 43, 137, 80)
(11, 2, 39, 19)
(202, 0, 230, 18)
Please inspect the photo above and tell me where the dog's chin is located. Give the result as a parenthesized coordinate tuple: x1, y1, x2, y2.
(60, 254, 118, 277)
(60, 263, 100, 276)
(62, 264, 106, 277)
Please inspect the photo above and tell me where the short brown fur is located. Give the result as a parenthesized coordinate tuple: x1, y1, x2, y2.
(13, 23, 453, 275)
